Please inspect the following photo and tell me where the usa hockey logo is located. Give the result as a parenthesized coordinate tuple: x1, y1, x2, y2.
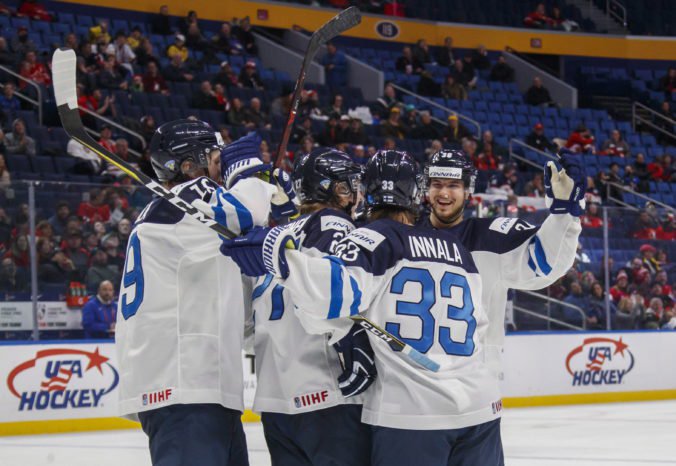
(6, 347, 119, 411)
(565, 337, 634, 386)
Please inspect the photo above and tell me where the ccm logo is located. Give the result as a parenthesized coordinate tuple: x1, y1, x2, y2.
(142, 388, 173, 406)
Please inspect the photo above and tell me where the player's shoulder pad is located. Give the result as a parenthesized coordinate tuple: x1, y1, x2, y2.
(455, 217, 541, 253)
(135, 177, 219, 226)
(299, 208, 355, 254)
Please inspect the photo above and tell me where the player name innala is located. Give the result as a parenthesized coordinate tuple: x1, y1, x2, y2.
(408, 236, 463, 263)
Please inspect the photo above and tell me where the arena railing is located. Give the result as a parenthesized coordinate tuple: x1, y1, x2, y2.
(632, 102, 676, 144)
(0, 64, 43, 126)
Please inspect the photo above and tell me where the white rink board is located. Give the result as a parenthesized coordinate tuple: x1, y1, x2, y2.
(0, 342, 257, 424)
(501, 331, 676, 398)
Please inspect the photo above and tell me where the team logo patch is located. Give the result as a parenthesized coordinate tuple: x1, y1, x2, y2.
(6, 347, 119, 411)
(141, 387, 174, 406)
(375, 21, 399, 39)
(164, 160, 176, 171)
(293, 390, 329, 409)
(565, 337, 634, 386)
(428, 166, 462, 179)
(489, 217, 518, 234)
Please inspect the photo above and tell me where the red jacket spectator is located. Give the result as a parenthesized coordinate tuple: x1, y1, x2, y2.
(581, 215, 603, 229)
(78, 189, 111, 223)
(18, 0, 52, 21)
(19, 51, 51, 88)
(566, 125, 596, 154)
(142, 61, 169, 94)
(609, 271, 630, 303)
(523, 3, 553, 28)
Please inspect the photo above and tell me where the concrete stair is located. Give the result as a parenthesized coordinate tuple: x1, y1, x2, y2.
(567, 0, 628, 34)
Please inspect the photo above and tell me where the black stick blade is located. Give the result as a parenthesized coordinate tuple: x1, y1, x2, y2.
(315, 6, 361, 44)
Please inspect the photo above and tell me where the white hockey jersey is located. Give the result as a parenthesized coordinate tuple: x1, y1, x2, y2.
(280, 219, 502, 430)
(250, 208, 359, 414)
(115, 177, 276, 419)
(420, 213, 581, 375)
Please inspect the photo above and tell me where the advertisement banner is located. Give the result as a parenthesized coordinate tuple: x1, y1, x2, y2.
(0, 342, 258, 424)
(0, 302, 82, 332)
(501, 332, 676, 399)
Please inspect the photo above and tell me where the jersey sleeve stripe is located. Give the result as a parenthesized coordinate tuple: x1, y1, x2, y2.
(252, 274, 274, 300)
(349, 276, 362, 316)
(327, 256, 345, 319)
(221, 192, 254, 232)
(532, 235, 552, 275)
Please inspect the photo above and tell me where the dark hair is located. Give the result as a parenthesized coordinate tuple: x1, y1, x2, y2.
(368, 206, 416, 225)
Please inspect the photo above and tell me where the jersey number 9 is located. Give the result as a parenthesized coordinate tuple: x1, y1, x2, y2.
(386, 267, 476, 356)
(121, 232, 144, 319)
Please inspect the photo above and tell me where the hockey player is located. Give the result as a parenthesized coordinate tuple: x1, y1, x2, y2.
(115, 120, 283, 466)
(420, 149, 583, 376)
(249, 147, 375, 466)
(222, 150, 505, 465)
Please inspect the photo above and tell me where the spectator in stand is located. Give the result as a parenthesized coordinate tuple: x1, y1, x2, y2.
(380, 107, 408, 139)
(17, 0, 52, 21)
(377, 83, 402, 114)
(324, 94, 345, 118)
(10, 26, 36, 58)
(85, 248, 120, 294)
(648, 154, 673, 182)
(78, 189, 111, 224)
(441, 74, 468, 101)
(212, 22, 243, 55)
(139, 115, 156, 145)
(587, 282, 611, 329)
(113, 32, 136, 74)
(0, 37, 16, 67)
(243, 97, 271, 131)
(452, 59, 476, 88)
(550, 6, 579, 32)
(0, 83, 20, 124)
(78, 87, 117, 124)
(417, 71, 441, 97)
(98, 126, 116, 154)
(101, 231, 125, 268)
(525, 76, 555, 107)
(227, 97, 247, 126)
(601, 129, 630, 157)
(321, 42, 347, 91)
(0, 153, 10, 191)
(383, 137, 397, 151)
(658, 67, 676, 99)
(344, 118, 370, 145)
(134, 38, 159, 67)
(213, 84, 230, 112)
(610, 270, 630, 304)
(562, 281, 590, 327)
(566, 123, 596, 153)
(178, 10, 197, 35)
(411, 111, 440, 140)
(192, 81, 218, 110)
(152, 5, 172, 35)
(489, 55, 515, 83)
(103, 139, 137, 179)
(82, 279, 117, 339)
(524, 2, 553, 29)
(336, 115, 351, 143)
(630, 152, 650, 192)
(396, 46, 423, 75)
(525, 122, 558, 152)
(443, 114, 471, 145)
(98, 56, 128, 90)
(436, 36, 455, 68)
(163, 53, 194, 82)
(212, 61, 239, 89)
(623, 165, 639, 191)
(48, 202, 71, 239)
(656, 213, 675, 240)
(19, 51, 51, 88)
(657, 101, 675, 145)
(167, 33, 189, 62)
(185, 21, 210, 54)
(127, 26, 143, 49)
(142, 61, 169, 95)
(461, 55, 477, 86)
(632, 210, 659, 239)
(580, 202, 603, 229)
(233, 16, 257, 55)
(639, 244, 660, 275)
(317, 114, 340, 146)
(412, 39, 431, 65)
(474, 142, 500, 171)
(61, 230, 90, 272)
(292, 117, 315, 144)
(642, 297, 664, 330)
(5, 118, 35, 156)
(129, 75, 144, 93)
(0, 257, 28, 292)
(89, 19, 111, 44)
(471, 45, 490, 71)
(67, 138, 101, 174)
(4, 234, 29, 267)
(239, 61, 264, 90)
(351, 144, 367, 165)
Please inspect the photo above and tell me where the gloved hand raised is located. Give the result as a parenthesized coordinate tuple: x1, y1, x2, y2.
(220, 225, 298, 278)
(544, 149, 586, 217)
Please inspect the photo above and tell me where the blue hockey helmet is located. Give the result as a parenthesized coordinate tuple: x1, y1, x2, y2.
(425, 149, 477, 193)
(363, 150, 421, 211)
(292, 147, 362, 205)
(150, 119, 224, 183)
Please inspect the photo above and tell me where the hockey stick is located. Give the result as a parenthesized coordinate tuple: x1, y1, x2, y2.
(52, 48, 237, 240)
(52, 48, 439, 373)
(275, 6, 361, 164)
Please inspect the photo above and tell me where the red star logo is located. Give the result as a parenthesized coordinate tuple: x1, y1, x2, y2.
(613, 338, 628, 357)
(85, 347, 109, 374)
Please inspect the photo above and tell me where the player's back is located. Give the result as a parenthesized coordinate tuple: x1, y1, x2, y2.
(336, 219, 502, 430)
(252, 208, 357, 413)
(116, 177, 246, 418)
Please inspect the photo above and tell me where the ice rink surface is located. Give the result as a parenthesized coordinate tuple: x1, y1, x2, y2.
(1, 401, 675, 466)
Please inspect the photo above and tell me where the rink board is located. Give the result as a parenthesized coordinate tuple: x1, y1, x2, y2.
(1, 332, 675, 435)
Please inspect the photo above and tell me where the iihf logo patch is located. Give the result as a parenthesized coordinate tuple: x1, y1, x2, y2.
(294, 397, 301, 408)
(164, 160, 176, 171)
(142, 393, 148, 406)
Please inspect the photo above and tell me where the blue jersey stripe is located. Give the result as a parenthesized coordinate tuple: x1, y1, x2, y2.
(326, 257, 344, 319)
(252, 274, 274, 300)
(349, 276, 362, 316)
(532, 235, 552, 275)
(221, 192, 254, 232)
